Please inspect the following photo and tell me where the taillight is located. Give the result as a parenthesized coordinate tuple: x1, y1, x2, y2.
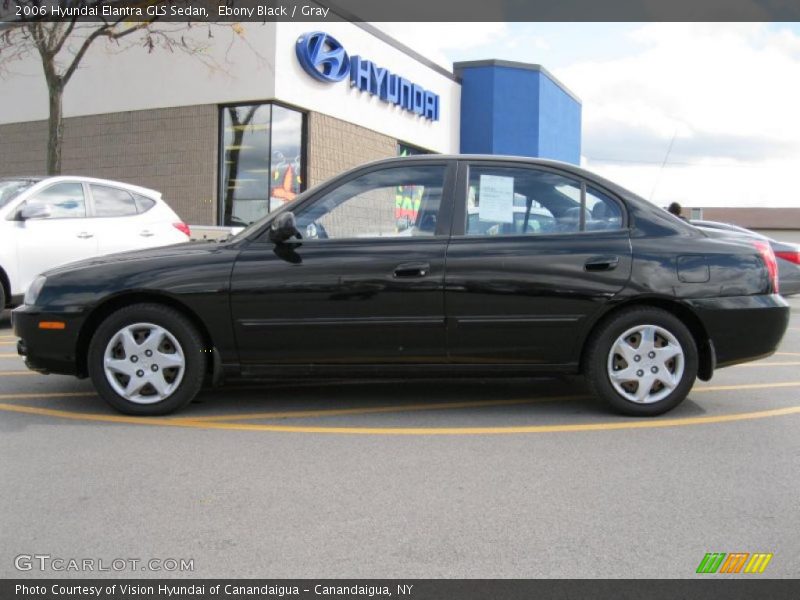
(753, 240, 779, 293)
(775, 250, 800, 265)
(173, 222, 191, 238)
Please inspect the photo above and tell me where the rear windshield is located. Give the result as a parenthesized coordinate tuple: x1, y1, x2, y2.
(0, 179, 37, 208)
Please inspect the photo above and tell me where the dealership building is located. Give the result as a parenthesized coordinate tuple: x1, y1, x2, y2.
(0, 20, 581, 229)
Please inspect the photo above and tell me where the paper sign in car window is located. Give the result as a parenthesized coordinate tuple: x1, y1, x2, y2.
(478, 175, 514, 223)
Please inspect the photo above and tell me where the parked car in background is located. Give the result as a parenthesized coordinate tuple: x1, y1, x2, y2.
(0, 176, 191, 309)
(13, 156, 789, 417)
(690, 220, 800, 296)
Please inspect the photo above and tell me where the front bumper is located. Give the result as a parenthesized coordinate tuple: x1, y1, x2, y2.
(686, 294, 790, 368)
(12, 305, 85, 376)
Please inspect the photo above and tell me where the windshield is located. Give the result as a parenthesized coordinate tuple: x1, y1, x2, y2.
(0, 179, 37, 208)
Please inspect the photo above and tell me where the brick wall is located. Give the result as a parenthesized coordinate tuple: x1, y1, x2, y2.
(306, 112, 397, 187)
(0, 108, 399, 226)
(0, 105, 218, 225)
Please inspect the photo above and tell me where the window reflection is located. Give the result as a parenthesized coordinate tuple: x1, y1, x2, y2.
(220, 103, 304, 227)
(270, 106, 303, 212)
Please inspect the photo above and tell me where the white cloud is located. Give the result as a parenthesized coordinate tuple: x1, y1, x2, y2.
(553, 23, 800, 208)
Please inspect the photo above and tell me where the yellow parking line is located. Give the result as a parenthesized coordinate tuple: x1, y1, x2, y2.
(0, 371, 36, 376)
(693, 381, 800, 392)
(0, 402, 798, 435)
(0, 354, 19, 358)
(184, 395, 587, 422)
(0, 391, 96, 401)
(733, 361, 800, 368)
(774, 352, 800, 356)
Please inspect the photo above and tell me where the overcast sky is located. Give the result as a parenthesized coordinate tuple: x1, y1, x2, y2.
(381, 22, 800, 209)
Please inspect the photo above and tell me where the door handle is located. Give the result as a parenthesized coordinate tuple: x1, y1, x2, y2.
(393, 262, 430, 278)
(76, 232, 94, 239)
(584, 256, 619, 271)
(139, 230, 155, 237)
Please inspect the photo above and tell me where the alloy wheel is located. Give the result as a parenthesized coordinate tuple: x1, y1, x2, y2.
(103, 322, 186, 404)
(606, 324, 685, 404)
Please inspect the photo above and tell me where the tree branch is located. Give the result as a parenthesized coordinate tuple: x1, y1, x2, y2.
(51, 18, 78, 57)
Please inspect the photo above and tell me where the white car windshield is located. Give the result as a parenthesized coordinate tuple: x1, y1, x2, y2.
(0, 179, 38, 208)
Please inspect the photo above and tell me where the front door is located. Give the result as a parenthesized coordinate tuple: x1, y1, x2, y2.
(445, 161, 633, 366)
(230, 161, 455, 367)
(13, 181, 98, 292)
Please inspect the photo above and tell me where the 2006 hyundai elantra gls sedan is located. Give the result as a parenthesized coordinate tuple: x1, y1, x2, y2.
(12, 156, 790, 416)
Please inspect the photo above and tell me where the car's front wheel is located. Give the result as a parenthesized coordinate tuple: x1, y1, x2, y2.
(585, 307, 698, 416)
(88, 304, 205, 415)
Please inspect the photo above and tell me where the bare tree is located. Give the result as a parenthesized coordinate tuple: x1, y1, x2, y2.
(0, 0, 246, 174)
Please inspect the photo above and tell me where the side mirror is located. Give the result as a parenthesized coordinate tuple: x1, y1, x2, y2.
(268, 211, 301, 243)
(18, 204, 51, 221)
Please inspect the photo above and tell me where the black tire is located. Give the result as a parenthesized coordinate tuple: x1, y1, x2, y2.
(584, 307, 698, 416)
(87, 303, 206, 416)
(0, 282, 5, 311)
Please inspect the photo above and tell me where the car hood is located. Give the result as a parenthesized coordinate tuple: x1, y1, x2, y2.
(42, 241, 227, 277)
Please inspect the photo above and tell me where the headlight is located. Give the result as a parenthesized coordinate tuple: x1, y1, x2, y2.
(24, 275, 46, 306)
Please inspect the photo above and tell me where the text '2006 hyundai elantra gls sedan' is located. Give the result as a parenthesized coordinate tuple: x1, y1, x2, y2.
(12, 156, 790, 416)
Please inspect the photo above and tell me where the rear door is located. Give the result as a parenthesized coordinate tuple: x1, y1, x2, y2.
(444, 161, 633, 366)
(88, 184, 161, 255)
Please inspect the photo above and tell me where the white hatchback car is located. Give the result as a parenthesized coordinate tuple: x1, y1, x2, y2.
(0, 176, 190, 308)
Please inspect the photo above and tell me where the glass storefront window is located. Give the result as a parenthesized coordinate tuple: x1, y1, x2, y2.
(269, 106, 304, 214)
(219, 103, 304, 227)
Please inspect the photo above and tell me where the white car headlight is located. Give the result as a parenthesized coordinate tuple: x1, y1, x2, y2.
(25, 275, 47, 306)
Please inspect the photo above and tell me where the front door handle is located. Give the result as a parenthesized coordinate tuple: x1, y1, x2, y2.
(584, 256, 619, 271)
(139, 230, 155, 237)
(393, 262, 430, 278)
(76, 232, 94, 239)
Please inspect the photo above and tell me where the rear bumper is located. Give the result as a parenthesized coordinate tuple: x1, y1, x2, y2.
(12, 305, 84, 376)
(686, 294, 790, 368)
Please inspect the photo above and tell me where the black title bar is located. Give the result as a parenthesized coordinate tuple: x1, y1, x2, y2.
(2, 0, 800, 23)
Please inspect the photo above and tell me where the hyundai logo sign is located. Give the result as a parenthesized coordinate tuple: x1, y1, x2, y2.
(295, 31, 349, 83)
(295, 31, 440, 122)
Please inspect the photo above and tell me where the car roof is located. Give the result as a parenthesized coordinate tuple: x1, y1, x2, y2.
(8, 175, 161, 199)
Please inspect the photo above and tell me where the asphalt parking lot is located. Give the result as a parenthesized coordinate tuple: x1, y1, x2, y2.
(1, 298, 799, 579)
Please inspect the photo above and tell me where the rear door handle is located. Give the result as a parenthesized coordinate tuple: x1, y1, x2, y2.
(393, 262, 430, 278)
(584, 256, 619, 271)
(139, 230, 155, 237)
(76, 232, 94, 239)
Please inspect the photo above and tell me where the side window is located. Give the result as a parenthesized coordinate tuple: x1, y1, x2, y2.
(466, 166, 580, 236)
(293, 165, 446, 240)
(465, 166, 624, 236)
(585, 186, 623, 231)
(23, 182, 87, 219)
(90, 185, 138, 217)
(133, 193, 156, 213)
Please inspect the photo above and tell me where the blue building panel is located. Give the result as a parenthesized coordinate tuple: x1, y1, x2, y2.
(537, 74, 582, 164)
(457, 66, 496, 156)
(455, 60, 581, 165)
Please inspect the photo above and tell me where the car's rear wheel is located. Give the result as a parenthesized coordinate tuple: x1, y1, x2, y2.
(585, 307, 698, 416)
(88, 304, 205, 415)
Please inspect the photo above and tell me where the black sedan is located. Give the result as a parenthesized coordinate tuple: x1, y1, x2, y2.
(13, 156, 790, 416)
